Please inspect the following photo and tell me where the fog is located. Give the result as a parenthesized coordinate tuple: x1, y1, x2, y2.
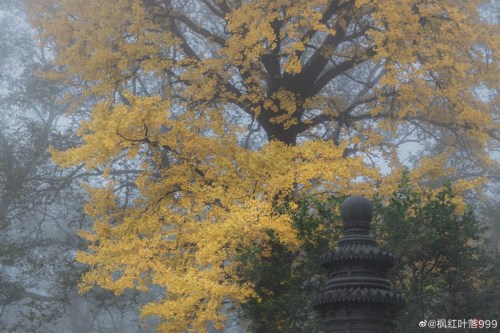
(0, 1, 498, 332)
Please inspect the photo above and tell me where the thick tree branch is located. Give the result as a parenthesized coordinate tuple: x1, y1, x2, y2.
(299, 33, 344, 88)
(295, 0, 347, 60)
(260, 19, 282, 90)
(174, 14, 226, 47)
(199, 0, 225, 18)
(308, 47, 375, 96)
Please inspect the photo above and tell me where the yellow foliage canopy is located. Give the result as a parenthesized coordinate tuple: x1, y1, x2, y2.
(29, 0, 498, 331)
(56, 94, 375, 331)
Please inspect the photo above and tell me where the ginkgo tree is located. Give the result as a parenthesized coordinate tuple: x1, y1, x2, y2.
(27, 0, 498, 332)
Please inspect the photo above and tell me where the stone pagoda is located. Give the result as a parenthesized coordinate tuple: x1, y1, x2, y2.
(313, 196, 404, 332)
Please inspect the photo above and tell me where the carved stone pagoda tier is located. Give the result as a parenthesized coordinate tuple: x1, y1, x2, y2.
(313, 196, 404, 333)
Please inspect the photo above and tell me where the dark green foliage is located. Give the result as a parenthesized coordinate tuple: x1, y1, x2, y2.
(372, 177, 500, 332)
(237, 197, 345, 333)
(238, 177, 500, 332)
